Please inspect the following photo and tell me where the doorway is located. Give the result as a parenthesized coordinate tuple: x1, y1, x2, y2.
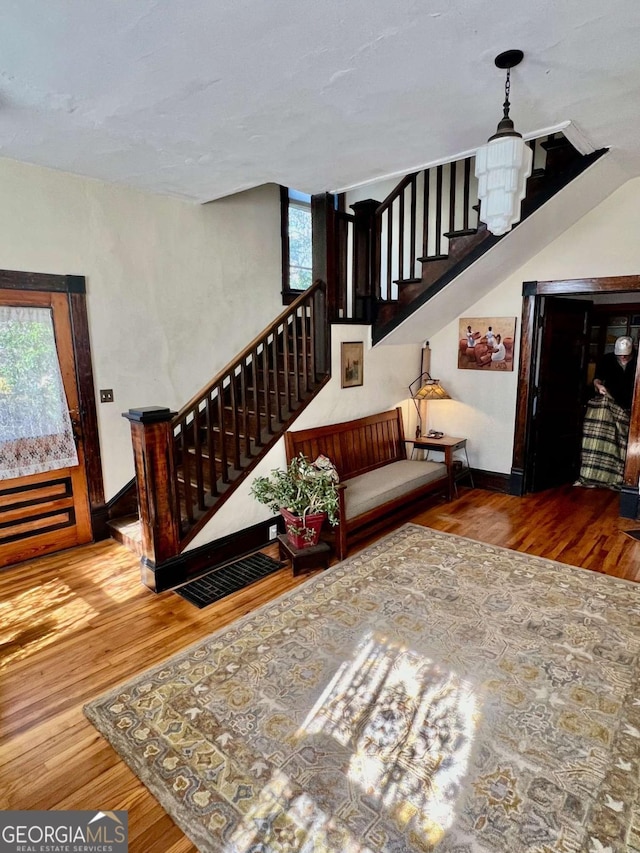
(512, 275, 640, 518)
(525, 296, 590, 491)
(0, 271, 104, 567)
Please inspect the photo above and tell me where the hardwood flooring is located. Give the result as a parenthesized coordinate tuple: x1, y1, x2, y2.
(1, 484, 638, 851)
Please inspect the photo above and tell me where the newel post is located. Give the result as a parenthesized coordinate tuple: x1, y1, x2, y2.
(311, 192, 337, 317)
(123, 406, 181, 574)
(350, 198, 380, 323)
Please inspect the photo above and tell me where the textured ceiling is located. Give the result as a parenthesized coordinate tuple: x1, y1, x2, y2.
(1, 0, 639, 203)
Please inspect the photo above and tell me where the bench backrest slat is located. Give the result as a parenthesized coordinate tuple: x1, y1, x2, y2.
(285, 408, 407, 481)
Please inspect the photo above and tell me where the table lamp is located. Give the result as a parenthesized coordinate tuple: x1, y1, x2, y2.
(409, 372, 451, 439)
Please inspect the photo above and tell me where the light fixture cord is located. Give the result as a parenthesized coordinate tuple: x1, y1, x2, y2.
(502, 67, 512, 121)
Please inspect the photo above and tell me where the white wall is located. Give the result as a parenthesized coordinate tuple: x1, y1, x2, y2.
(188, 324, 422, 547)
(0, 157, 283, 498)
(426, 177, 640, 474)
(10, 153, 635, 545)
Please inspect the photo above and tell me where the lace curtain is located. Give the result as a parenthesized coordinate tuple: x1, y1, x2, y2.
(0, 305, 79, 479)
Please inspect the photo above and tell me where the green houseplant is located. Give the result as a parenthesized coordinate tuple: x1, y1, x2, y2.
(250, 453, 340, 549)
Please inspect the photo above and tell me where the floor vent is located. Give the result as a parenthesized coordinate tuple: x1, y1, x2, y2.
(174, 553, 284, 608)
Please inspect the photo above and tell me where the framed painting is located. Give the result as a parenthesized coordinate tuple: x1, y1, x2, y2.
(458, 317, 517, 371)
(341, 341, 364, 388)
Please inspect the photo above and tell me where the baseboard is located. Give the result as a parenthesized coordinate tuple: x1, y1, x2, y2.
(141, 516, 285, 593)
(91, 504, 110, 541)
(619, 485, 639, 519)
(473, 469, 511, 493)
(508, 467, 525, 496)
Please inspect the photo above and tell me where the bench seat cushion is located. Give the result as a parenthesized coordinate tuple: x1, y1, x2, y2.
(344, 460, 446, 520)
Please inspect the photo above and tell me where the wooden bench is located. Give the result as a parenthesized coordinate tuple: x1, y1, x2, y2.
(284, 408, 448, 561)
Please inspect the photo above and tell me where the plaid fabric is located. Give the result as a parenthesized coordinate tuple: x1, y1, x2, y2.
(578, 395, 629, 487)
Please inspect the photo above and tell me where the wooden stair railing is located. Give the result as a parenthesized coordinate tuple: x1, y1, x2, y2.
(330, 134, 607, 340)
(123, 281, 329, 571)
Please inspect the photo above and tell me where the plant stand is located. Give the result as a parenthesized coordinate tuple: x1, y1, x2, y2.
(277, 534, 331, 577)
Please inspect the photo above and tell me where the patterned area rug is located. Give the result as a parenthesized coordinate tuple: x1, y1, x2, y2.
(84, 524, 640, 852)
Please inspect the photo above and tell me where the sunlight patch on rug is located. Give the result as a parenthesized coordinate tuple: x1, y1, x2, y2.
(84, 524, 640, 852)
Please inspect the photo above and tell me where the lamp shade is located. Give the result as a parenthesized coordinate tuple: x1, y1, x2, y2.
(413, 379, 451, 401)
(475, 135, 533, 236)
(409, 372, 451, 439)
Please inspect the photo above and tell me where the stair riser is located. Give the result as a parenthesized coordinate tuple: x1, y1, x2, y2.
(374, 136, 586, 334)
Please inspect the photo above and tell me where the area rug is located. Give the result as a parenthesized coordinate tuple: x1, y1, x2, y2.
(84, 524, 640, 853)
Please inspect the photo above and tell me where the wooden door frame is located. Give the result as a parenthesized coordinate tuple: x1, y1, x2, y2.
(511, 274, 640, 518)
(0, 269, 106, 536)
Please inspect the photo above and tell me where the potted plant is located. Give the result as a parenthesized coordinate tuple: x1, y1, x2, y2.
(250, 453, 340, 549)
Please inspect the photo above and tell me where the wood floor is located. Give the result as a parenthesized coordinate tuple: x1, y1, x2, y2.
(1, 484, 639, 851)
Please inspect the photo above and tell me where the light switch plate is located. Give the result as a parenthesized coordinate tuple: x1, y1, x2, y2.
(100, 389, 114, 403)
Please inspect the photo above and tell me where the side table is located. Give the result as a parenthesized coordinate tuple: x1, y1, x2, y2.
(277, 534, 331, 577)
(407, 435, 474, 498)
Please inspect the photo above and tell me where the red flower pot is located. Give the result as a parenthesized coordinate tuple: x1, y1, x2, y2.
(280, 508, 326, 549)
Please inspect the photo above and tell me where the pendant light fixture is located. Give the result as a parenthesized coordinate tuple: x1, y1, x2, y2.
(475, 50, 533, 236)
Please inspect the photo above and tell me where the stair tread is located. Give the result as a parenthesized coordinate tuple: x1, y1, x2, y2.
(443, 228, 477, 238)
(108, 514, 143, 556)
(394, 277, 422, 285)
(540, 136, 572, 151)
(373, 136, 603, 345)
(108, 514, 141, 538)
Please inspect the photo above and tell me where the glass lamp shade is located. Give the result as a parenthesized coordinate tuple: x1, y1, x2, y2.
(413, 380, 451, 401)
(475, 135, 533, 236)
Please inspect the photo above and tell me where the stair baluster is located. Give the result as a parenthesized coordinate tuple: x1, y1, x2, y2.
(124, 282, 329, 576)
(329, 132, 605, 343)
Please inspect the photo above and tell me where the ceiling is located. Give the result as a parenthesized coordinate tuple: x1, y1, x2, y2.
(1, 1, 639, 204)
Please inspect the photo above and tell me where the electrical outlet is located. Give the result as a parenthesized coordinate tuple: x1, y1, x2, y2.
(100, 389, 114, 403)
(268, 524, 278, 540)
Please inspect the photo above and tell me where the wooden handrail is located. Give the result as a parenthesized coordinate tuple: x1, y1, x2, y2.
(124, 278, 330, 577)
(167, 279, 328, 547)
(332, 132, 573, 325)
(174, 280, 326, 422)
(375, 172, 417, 216)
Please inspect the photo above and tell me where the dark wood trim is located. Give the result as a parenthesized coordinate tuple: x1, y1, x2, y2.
(619, 485, 639, 519)
(472, 469, 511, 493)
(65, 275, 86, 294)
(0, 269, 105, 539)
(280, 185, 290, 300)
(509, 468, 525, 496)
(530, 275, 640, 296)
(513, 275, 640, 517)
(350, 199, 380, 323)
(511, 293, 538, 485)
(68, 289, 105, 534)
(123, 407, 181, 568)
(311, 192, 338, 320)
(0, 268, 85, 293)
(105, 478, 137, 518)
(141, 516, 286, 593)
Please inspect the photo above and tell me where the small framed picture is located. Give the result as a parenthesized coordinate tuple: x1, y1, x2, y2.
(341, 341, 364, 388)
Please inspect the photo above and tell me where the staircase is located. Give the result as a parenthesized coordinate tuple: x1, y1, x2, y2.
(330, 133, 607, 343)
(112, 133, 607, 587)
(110, 282, 329, 586)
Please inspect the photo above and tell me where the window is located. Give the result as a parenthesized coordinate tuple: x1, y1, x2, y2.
(281, 187, 312, 301)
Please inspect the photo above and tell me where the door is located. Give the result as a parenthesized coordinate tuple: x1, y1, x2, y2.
(0, 289, 92, 567)
(528, 296, 590, 491)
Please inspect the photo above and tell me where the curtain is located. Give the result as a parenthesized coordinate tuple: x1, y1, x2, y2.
(0, 305, 79, 479)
